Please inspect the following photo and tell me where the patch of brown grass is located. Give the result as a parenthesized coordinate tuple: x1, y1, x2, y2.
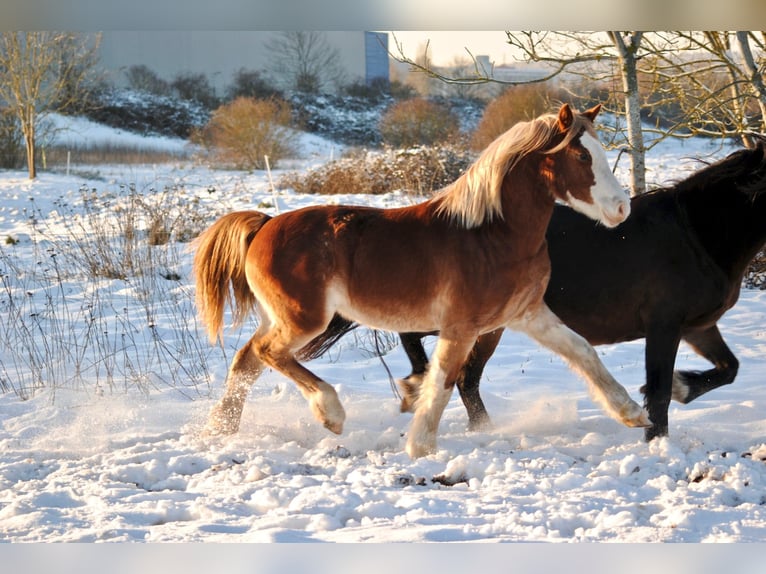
(278, 145, 473, 196)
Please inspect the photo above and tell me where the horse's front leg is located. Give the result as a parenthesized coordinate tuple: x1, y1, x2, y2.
(406, 334, 476, 459)
(515, 304, 650, 429)
(639, 322, 682, 441)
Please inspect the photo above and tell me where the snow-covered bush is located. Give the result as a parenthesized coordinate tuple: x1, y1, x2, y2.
(85, 88, 210, 139)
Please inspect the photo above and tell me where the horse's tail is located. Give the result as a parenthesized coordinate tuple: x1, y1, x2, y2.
(297, 314, 361, 360)
(193, 210, 272, 344)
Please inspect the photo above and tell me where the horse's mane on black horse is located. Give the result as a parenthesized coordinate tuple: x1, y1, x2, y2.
(300, 140, 766, 442)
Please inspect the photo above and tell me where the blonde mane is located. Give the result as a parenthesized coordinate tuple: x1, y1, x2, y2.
(434, 110, 594, 228)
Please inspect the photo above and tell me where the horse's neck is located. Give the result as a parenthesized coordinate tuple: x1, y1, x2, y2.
(498, 173, 556, 251)
(684, 188, 766, 281)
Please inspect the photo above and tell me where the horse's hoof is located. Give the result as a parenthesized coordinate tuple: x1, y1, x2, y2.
(204, 407, 241, 436)
(406, 443, 432, 459)
(324, 420, 344, 435)
(622, 405, 651, 428)
(405, 436, 437, 459)
(203, 421, 238, 437)
(467, 416, 493, 432)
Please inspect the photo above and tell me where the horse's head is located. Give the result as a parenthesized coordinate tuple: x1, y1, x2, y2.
(542, 104, 630, 228)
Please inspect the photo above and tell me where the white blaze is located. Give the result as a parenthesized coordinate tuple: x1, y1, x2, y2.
(566, 132, 630, 228)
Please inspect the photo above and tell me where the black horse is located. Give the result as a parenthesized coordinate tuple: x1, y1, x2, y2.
(302, 142, 766, 442)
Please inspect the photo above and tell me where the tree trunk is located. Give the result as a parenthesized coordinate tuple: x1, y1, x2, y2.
(23, 109, 36, 179)
(609, 32, 646, 196)
(735, 32, 766, 140)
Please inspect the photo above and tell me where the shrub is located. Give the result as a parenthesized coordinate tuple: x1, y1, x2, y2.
(125, 65, 170, 96)
(278, 145, 473, 196)
(379, 98, 460, 148)
(388, 79, 417, 100)
(225, 68, 283, 101)
(745, 248, 766, 289)
(86, 88, 210, 139)
(342, 78, 390, 102)
(196, 97, 299, 170)
(471, 84, 567, 150)
(171, 72, 219, 109)
(288, 92, 390, 146)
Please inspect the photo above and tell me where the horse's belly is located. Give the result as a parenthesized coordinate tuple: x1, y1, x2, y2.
(335, 291, 448, 333)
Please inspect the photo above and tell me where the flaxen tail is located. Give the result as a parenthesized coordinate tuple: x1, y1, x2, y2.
(193, 210, 271, 343)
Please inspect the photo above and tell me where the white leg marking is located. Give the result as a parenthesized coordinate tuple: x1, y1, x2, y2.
(302, 381, 346, 434)
(515, 304, 650, 428)
(406, 339, 469, 458)
(407, 363, 451, 458)
(671, 372, 690, 403)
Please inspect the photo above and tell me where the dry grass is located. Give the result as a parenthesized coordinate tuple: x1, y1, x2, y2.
(41, 144, 190, 166)
(278, 145, 474, 196)
(0, 180, 218, 399)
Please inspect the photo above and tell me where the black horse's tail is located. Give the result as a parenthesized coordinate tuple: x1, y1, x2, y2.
(297, 314, 360, 360)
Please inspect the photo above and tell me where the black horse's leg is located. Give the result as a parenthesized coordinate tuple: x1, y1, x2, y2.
(673, 325, 739, 404)
(455, 328, 503, 430)
(400, 332, 430, 376)
(397, 332, 432, 413)
(641, 322, 682, 441)
(397, 329, 502, 430)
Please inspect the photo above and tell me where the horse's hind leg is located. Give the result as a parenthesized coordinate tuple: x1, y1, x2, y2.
(397, 332, 431, 413)
(255, 328, 346, 434)
(456, 328, 503, 431)
(516, 304, 650, 429)
(206, 332, 267, 435)
(670, 325, 739, 404)
(398, 329, 499, 431)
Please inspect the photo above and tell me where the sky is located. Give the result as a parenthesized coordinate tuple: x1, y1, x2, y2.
(389, 31, 516, 66)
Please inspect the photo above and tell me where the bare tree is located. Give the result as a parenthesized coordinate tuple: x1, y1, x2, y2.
(395, 32, 649, 194)
(647, 31, 766, 148)
(0, 32, 101, 179)
(393, 31, 757, 195)
(265, 31, 345, 94)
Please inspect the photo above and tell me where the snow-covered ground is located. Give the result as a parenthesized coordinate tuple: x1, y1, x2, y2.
(2, 116, 766, 546)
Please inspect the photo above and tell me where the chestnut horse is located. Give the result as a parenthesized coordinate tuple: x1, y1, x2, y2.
(193, 104, 646, 458)
(364, 143, 766, 442)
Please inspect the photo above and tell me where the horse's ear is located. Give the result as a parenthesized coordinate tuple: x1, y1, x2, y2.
(557, 103, 574, 131)
(582, 104, 602, 123)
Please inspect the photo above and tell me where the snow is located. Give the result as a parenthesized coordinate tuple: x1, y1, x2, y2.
(41, 112, 194, 154)
(1, 117, 766, 549)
